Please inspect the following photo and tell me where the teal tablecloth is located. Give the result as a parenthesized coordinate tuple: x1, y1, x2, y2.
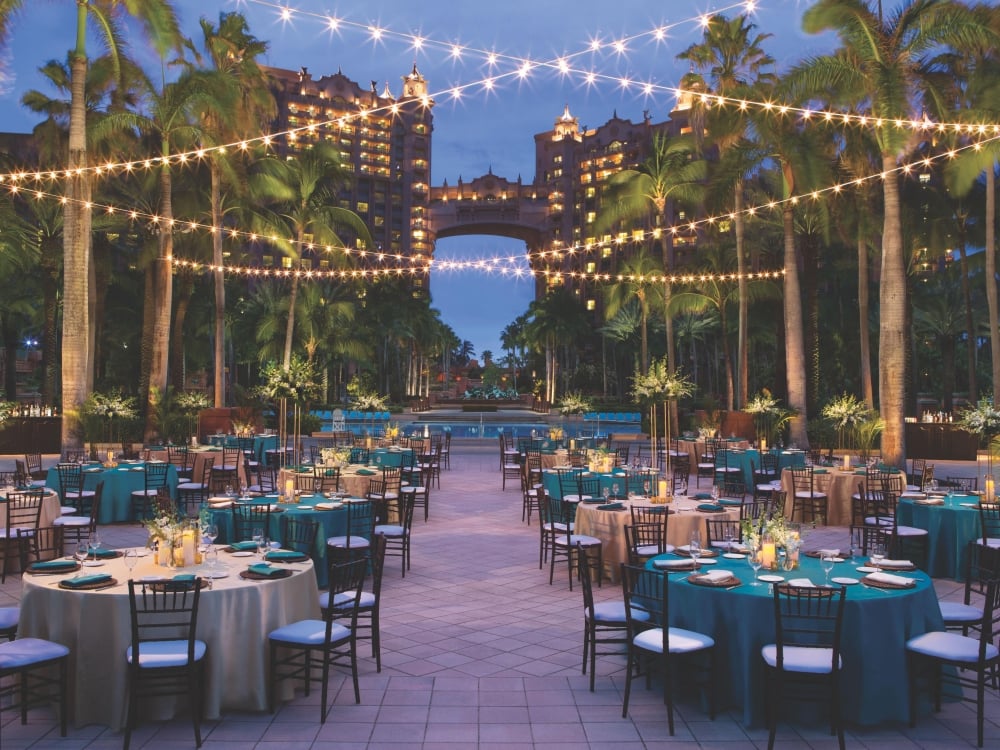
(717, 449, 805, 488)
(208, 494, 351, 586)
(542, 468, 658, 500)
(896, 493, 982, 580)
(46, 462, 179, 523)
(649, 553, 942, 727)
(205, 434, 280, 463)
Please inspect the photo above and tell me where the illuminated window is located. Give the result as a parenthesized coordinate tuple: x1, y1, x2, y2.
(553, 155, 563, 164)
(586, 262, 596, 274)
(586, 211, 596, 224)
(357, 202, 369, 213)
(552, 168, 562, 178)
(602, 246, 612, 259)
(586, 187, 596, 198)
(586, 299, 595, 311)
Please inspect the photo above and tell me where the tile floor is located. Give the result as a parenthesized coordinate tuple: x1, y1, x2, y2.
(0, 445, 996, 748)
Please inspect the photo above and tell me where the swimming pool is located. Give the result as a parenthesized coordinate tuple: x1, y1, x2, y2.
(402, 422, 642, 439)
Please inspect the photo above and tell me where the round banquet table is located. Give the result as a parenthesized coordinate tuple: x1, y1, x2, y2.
(45, 461, 179, 524)
(279, 465, 382, 498)
(575, 497, 741, 583)
(541, 468, 661, 501)
(206, 493, 354, 586)
(779, 467, 906, 527)
(19, 546, 319, 730)
(2, 487, 62, 531)
(896, 492, 983, 580)
(650, 553, 943, 727)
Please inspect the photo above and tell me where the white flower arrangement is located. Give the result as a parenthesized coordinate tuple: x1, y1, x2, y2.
(631, 358, 695, 403)
(957, 398, 1000, 439)
(558, 392, 592, 416)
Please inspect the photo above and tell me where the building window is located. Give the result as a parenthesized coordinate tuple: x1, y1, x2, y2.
(586, 299, 596, 311)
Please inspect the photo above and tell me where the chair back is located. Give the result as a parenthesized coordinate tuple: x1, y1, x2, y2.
(349, 447, 369, 464)
(127, 578, 202, 668)
(231, 503, 272, 542)
(704, 517, 742, 550)
(556, 469, 578, 497)
(719, 481, 747, 504)
(344, 500, 374, 546)
(944, 476, 977, 492)
(167, 445, 191, 473)
(770, 583, 846, 673)
(280, 515, 319, 556)
(313, 466, 341, 493)
(790, 467, 815, 496)
(620, 564, 668, 643)
(13, 462, 29, 486)
(624, 522, 666, 564)
(979, 503, 1000, 544)
(24, 453, 44, 478)
(6, 489, 44, 535)
(27, 525, 64, 566)
(576, 540, 597, 617)
(742, 491, 783, 529)
(55, 463, 84, 496)
(975, 576, 1000, 661)
(144, 462, 170, 492)
(323, 557, 368, 634)
(381, 466, 402, 495)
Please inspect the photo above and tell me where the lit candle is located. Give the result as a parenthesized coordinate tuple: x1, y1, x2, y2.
(569, 438, 575, 450)
(284, 478, 295, 503)
(760, 437, 767, 451)
(761, 542, 776, 569)
(182, 529, 196, 567)
(843, 454, 851, 470)
(986, 476, 995, 503)
(658, 479, 668, 498)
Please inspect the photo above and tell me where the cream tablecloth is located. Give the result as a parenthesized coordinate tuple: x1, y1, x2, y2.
(574, 497, 741, 583)
(779, 468, 906, 526)
(19, 547, 318, 730)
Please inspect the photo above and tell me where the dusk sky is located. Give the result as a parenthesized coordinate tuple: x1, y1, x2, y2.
(0, 0, 832, 359)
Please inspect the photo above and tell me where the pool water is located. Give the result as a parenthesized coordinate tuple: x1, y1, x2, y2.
(403, 422, 642, 439)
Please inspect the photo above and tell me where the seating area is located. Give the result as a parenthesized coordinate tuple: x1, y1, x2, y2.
(0, 444, 998, 748)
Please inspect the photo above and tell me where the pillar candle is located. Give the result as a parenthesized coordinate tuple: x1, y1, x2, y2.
(843, 454, 851, 470)
(760, 437, 767, 451)
(986, 476, 995, 503)
(658, 479, 668, 498)
(761, 542, 776, 569)
(284, 478, 295, 503)
(182, 529, 196, 567)
(569, 439, 575, 450)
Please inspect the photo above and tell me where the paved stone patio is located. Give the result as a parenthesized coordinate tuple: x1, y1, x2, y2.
(0, 444, 996, 748)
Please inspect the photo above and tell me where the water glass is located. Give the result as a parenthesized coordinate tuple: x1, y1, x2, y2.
(821, 553, 835, 585)
(123, 548, 139, 576)
(747, 546, 763, 586)
(689, 530, 702, 570)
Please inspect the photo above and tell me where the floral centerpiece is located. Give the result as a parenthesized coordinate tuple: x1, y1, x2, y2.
(558, 392, 591, 417)
(385, 422, 400, 440)
(144, 506, 195, 567)
(320, 447, 351, 468)
(957, 398, 1000, 446)
(821, 393, 871, 451)
(80, 390, 140, 447)
(549, 426, 565, 441)
(744, 389, 796, 448)
(632, 358, 695, 471)
(741, 515, 800, 570)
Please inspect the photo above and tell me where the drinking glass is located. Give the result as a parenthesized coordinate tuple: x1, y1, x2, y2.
(869, 540, 885, 572)
(689, 529, 702, 570)
(87, 531, 101, 563)
(747, 544, 763, 586)
(612, 483, 620, 499)
(203, 546, 219, 571)
(643, 480, 651, 497)
(252, 527, 264, 556)
(123, 548, 139, 577)
(255, 532, 269, 559)
(711, 484, 719, 502)
(724, 526, 736, 552)
(602, 486, 610, 502)
(225, 484, 234, 498)
(821, 553, 835, 586)
(202, 523, 218, 553)
(74, 541, 89, 569)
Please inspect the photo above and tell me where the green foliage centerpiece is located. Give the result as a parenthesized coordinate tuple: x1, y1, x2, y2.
(744, 389, 796, 448)
(259, 356, 321, 467)
(632, 358, 695, 473)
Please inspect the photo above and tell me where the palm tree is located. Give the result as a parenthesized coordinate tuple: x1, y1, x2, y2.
(96, 62, 233, 439)
(603, 249, 663, 374)
(678, 13, 776, 409)
(524, 287, 590, 403)
(0, 0, 182, 452)
(787, 0, 993, 465)
(249, 143, 372, 370)
(596, 133, 705, 375)
(190, 11, 275, 408)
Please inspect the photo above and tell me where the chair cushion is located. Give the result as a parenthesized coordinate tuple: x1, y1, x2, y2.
(0, 607, 18, 632)
(863, 516, 894, 527)
(939, 601, 983, 625)
(634, 626, 714, 654)
(127, 639, 206, 668)
(269, 618, 351, 646)
(320, 590, 376, 610)
(177, 482, 207, 491)
(0, 637, 69, 669)
(761, 644, 840, 673)
(374, 524, 405, 537)
(59, 506, 78, 515)
(894, 525, 928, 537)
(635, 544, 661, 557)
(590, 602, 651, 625)
(555, 534, 601, 548)
(53, 516, 91, 527)
(906, 630, 999, 663)
(326, 535, 371, 549)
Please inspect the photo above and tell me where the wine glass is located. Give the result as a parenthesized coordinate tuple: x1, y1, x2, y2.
(689, 529, 702, 570)
(224, 484, 234, 498)
(711, 484, 720, 502)
(724, 525, 736, 553)
(87, 531, 101, 563)
(602, 486, 610, 503)
(123, 548, 139, 577)
(252, 527, 264, 555)
(821, 552, 836, 586)
(612, 483, 620, 499)
(74, 540, 89, 569)
(202, 523, 218, 554)
(869, 540, 885, 572)
(747, 543, 763, 586)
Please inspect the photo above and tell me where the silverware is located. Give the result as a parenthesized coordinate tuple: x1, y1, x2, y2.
(725, 583, 741, 591)
(861, 582, 891, 594)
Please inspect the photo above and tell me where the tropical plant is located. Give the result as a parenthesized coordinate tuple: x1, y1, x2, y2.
(956, 398, 1000, 445)
(744, 389, 797, 446)
(821, 392, 872, 449)
(558, 391, 592, 416)
(258, 356, 322, 405)
(79, 390, 141, 445)
(632, 357, 696, 470)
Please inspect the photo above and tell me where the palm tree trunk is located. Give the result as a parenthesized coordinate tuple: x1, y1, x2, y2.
(211, 160, 226, 407)
(61, 34, 91, 452)
(147, 161, 174, 441)
(735, 181, 748, 410)
(857, 215, 874, 408)
(283, 273, 300, 370)
(782, 204, 808, 447)
(987, 165, 999, 406)
(170, 273, 195, 392)
(956, 226, 976, 404)
(879, 154, 906, 465)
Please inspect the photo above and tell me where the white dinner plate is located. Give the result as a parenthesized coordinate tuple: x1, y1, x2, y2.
(831, 577, 859, 585)
(81, 561, 104, 568)
(201, 569, 229, 579)
(691, 558, 717, 565)
(856, 566, 877, 573)
(138, 575, 166, 582)
(315, 502, 343, 510)
(758, 574, 784, 583)
(723, 552, 747, 559)
(231, 551, 255, 558)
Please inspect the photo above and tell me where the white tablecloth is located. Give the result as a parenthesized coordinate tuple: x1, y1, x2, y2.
(19, 547, 319, 729)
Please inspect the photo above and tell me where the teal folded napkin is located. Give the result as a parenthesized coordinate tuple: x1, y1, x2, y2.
(356, 468, 376, 476)
(266, 550, 304, 560)
(697, 503, 724, 512)
(693, 492, 714, 500)
(718, 498, 743, 506)
(596, 502, 623, 511)
(61, 573, 112, 588)
(813, 468, 828, 474)
(172, 574, 196, 582)
(230, 541, 259, 551)
(248, 563, 285, 577)
(29, 559, 78, 571)
(93, 548, 118, 559)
